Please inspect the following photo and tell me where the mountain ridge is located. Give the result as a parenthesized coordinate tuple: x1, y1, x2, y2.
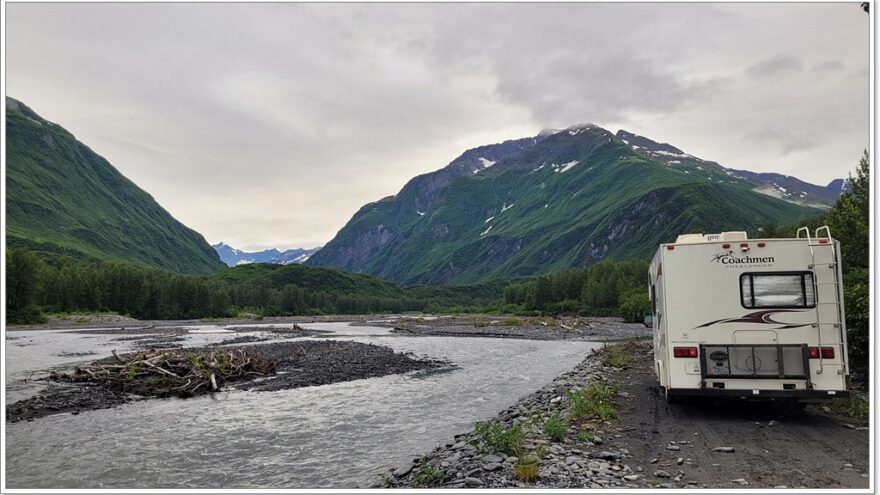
(6, 97, 225, 274)
(212, 242, 320, 266)
(308, 123, 829, 284)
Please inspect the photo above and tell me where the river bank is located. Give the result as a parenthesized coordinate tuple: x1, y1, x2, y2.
(369, 315, 651, 341)
(8, 314, 652, 343)
(381, 341, 869, 489)
(7, 339, 448, 423)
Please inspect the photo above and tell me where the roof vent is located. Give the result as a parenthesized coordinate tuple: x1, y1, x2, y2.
(675, 234, 706, 244)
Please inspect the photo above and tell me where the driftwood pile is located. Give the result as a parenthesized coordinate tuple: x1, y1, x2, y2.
(50, 348, 276, 398)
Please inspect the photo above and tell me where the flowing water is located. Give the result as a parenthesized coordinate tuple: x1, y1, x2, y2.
(5, 322, 600, 488)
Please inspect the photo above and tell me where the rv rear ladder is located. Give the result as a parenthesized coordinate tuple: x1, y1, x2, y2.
(796, 226, 847, 375)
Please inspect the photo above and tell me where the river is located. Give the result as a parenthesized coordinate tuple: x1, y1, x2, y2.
(5, 321, 600, 488)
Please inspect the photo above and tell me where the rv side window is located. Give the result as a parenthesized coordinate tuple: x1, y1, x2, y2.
(651, 284, 656, 314)
(740, 272, 815, 309)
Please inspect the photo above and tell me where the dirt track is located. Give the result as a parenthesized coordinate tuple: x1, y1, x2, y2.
(609, 344, 870, 489)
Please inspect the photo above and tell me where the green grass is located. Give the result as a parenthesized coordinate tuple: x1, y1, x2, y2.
(474, 421, 524, 456)
(602, 346, 631, 368)
(513, 455, 540, 483)
(826, 395, 869, 422)
(570, 382, 620, 421)
(500, 317, 523, 326)
(411, 465, 444, 487)
(577, 431, 596, 443)
(542, 415, 568, 442)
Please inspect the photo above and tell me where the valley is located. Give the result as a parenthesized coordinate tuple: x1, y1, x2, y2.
(4, 96, 868, 491)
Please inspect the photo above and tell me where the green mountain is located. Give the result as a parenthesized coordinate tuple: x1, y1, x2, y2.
(308, 124, 825, 285)
(6, 97, 224, 274)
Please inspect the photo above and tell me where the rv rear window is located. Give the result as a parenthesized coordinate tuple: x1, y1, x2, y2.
(740, 272, 815, 309)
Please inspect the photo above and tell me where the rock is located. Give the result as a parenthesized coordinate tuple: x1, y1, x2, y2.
(666, 445, 680, 451)
(676, 458, 684, 465)
(484, 463, 502, 471)
(393, 463, 413, 477)
(592, 436, 604, 445)
(464, 467, 482, 478)
(731, 478, 748, 485)
(465, 477, 483, 487)
(550, 396, 563, 404)
(483, 454, 503, 464)
(768, 420, 778, 426)
(843, 463, 854, 468)
(599, 451, 622, 460)
(623, 474, 640, 481)
(451, 441, 467, 450)
(650, 458, 659, 464)
(713, 447, 735, 453)
(654, 470, 672, 478)
(506, 456, 518, 464)
(565, 456, 580, 465)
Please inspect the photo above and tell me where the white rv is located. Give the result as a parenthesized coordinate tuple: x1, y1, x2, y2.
(649, 227, 849, 403)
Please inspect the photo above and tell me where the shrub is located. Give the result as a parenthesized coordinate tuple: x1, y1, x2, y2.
(500, 317, 522, 326)
(411, 465, 444, 487)
(513, 455, 540, 483)
(6, 306, 47, 325)
(474, 421, 524, 456)
(618, 287, 651, 323)
(570, 382, 619, 421)
(542, 415, 568, 442)
(602, 346, 630, 368)
(577, 430, 595, 443)
(827, 395, 869, 422)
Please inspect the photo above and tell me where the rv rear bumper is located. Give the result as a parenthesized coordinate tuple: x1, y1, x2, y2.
(668, 388, 849, 400)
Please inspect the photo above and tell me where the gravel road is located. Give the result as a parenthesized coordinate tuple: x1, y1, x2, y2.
(385, 342, 869, 489)
(609, 344, 870, 489)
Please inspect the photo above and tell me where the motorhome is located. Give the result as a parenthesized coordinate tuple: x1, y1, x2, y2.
(649, 227, 849, 403)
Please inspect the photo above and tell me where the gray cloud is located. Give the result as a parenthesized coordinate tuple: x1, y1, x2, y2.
(5, 3, 869, 250)
(813, 60, 846, 73)
(745, 129, 819, 156)
(745, 55, 805, 79)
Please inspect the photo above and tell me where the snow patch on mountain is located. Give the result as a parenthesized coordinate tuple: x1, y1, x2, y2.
(551, 160, 579, 173)
(214, 242, 322, 267)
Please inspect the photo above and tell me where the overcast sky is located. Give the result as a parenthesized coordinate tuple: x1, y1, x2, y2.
(6, 3, 869, 251)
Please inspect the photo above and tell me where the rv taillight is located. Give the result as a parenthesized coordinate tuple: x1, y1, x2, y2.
(808, 347, 835, 359)
(722, 243, 730, 249)
(819, 239, 829, 244)
(673, 347, 698, 358)
(740, 243, 749, 250)
(757, 242, 766, 247)
(666, 245, 675, 250)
